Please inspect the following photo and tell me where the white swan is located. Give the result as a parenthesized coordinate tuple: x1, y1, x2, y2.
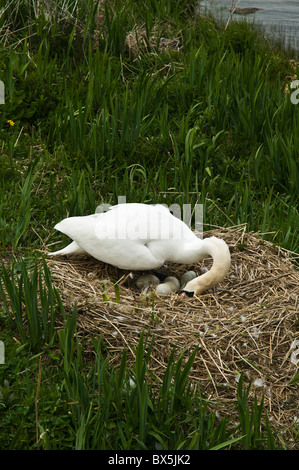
(48, 203, 231, 297)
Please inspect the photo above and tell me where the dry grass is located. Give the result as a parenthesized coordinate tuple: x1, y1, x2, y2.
(124, 24, 181, 57)
(284, 59, 298, 94)
(47, 224, 299, 447)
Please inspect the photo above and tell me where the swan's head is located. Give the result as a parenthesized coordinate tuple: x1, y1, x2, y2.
(178, 276, 213, 297)
(178, 237, 231, 297)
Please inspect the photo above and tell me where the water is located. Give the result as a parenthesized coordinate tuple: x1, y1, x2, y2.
(200, 1, 299, 56)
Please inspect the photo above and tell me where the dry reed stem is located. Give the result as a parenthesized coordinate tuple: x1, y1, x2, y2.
(124, 24, 181, 57)
(47, 225, 299, 448)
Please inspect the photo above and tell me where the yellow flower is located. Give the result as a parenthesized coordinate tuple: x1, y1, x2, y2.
(7, 119, 15, 126)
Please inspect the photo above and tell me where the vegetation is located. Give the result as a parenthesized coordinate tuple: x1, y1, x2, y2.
(0, 0, 298, 450)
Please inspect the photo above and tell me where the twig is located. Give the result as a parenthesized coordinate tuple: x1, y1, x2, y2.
(225, 0, 241, 29)
(206, 197, 235, 226)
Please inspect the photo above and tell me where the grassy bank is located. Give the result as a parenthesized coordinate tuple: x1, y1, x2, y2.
(0, 0, 298, 450)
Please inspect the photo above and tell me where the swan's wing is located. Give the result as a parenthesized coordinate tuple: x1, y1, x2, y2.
(52, 212, 166, 270)
(51, 204, 200, 269)
(106, 203, 197, 241)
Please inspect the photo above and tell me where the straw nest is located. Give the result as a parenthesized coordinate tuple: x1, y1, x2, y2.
(124, 24, 181, 57)
(47, 225, 299, 447)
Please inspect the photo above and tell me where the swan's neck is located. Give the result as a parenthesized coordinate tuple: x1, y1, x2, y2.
(183, 237, 231, 295)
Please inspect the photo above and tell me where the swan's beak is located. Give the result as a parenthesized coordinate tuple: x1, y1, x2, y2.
(178, 290, 194, 298)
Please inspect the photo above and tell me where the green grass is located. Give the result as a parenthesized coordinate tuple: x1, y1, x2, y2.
(0, 1, 298, 251)
(0, 0, 298, 450)
(0, 305, 280, 450)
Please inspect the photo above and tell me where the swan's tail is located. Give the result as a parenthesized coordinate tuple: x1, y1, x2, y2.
(48, 241, 86, 257)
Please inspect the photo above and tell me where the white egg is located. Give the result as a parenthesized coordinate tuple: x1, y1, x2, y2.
(180, 270, 197, 288)
(136, 274, 160, 289)
(155, 276, 180, 295)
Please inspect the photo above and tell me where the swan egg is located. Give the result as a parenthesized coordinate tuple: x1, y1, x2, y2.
(155, 284, 172, 295)
(180, 271, 197, 288)
(155, 276, 180, 295)
(136, 274, 160, 289)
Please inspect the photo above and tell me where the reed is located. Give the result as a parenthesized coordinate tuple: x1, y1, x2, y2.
(55, 324, 275, 450)
(0, 259, 64, 352)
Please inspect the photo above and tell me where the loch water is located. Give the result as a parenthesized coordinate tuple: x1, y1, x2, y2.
(200, 0, 299, 56)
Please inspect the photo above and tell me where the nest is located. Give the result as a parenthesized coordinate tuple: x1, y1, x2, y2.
(124, 24, 181, 57)
(47, 225, 299, 448)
